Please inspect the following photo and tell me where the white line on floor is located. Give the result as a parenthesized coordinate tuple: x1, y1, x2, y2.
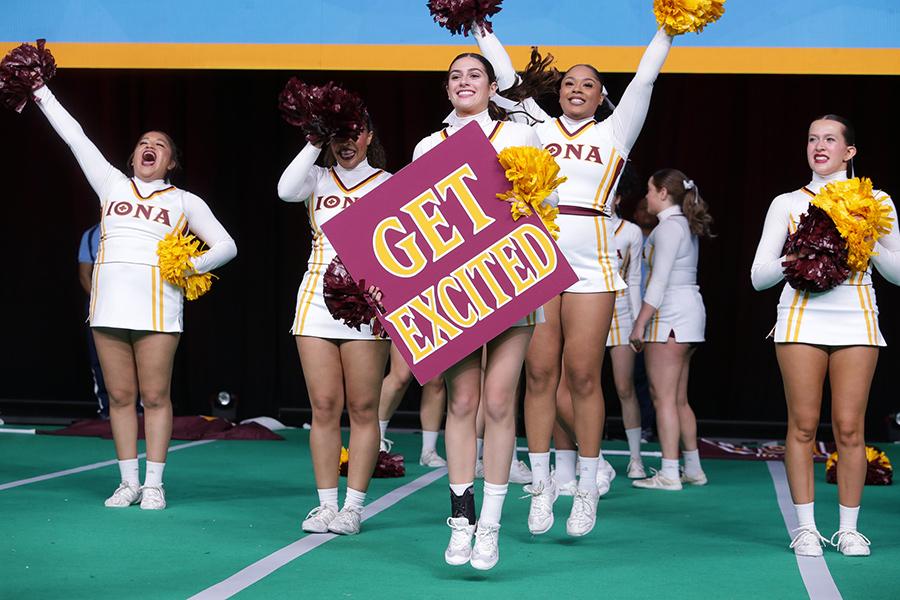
(0, 428, 37, 435)
(189, 467, 448, 600)
(767, 461, 842, 600)
(0, 439, 215, 492)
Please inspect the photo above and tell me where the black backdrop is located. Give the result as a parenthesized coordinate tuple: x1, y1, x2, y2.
(1, 68, 897, 436)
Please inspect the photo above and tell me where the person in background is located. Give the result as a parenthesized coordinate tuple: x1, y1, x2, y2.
(78, 223, 109, 418)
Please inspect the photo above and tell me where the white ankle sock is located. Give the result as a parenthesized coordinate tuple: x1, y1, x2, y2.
(625, 427, 642, 461)
(660, 458, 680, 481)
(317, 487, 339, 509)
(118, 458, 139, 487)
(476, 438, 484, 460)
(378, 420, 389, 440)
(450, 482, 474, 496)
(577, 456, 600, 493)
(555, 450, 577, 483)
(344, 487, 366, 511)
(529, 452, 551, 485)
(421, 430, 439, 454)
(480, 482, 508, 526)
(682, 449, 702, 476)
(794, 501, 816, 530)
(143, 461, 165, 488)
(839, 504, 859, 532)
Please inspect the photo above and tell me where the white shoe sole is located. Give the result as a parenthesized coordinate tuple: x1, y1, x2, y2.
(469, 555, 498, 570)
(445, 552, 471, 566)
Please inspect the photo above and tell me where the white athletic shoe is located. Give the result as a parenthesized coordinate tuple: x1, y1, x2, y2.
(508, 459, 532, 484)
(566, 489, 599, 537)
(523, 478, 558, 535)
(830, 530, 871, 557)
(444, 517, 476, 565)
(681, 469, 709, 486)
(470, 522, 501, 570)
(789, 527, 827, 557)
(139, 485, 166, 510)
(596, 462, 617, 496)
(104, 482, 142, 508)
(301, 505, 338, 533)
(379, 437, 394, 453)
(632, 470, 683, 491)
(554, 476, 578, 497)
(475, 459, 484, 479)
(626, 459, 646, 479)
(327, 506, 362, 535)
(419, 449, 447, 468)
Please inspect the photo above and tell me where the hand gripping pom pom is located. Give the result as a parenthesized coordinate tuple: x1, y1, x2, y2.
(323, 256, 385, 337)
(826, 446, 893, 486)
(0, 39, 57, 113)
(278, 79, 368, 145)
(156, 233, 215, 301)
(496, 146, 566, 239)
(781, 205, 850, 293)
(427, 0, 503, 36)
(653, 0, 726, 36)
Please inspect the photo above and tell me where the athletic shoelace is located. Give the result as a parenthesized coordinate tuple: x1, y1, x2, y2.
(474, 523, 500, 555)
(446, 518, 473, 551)
(829, 530, 870, 551)
(569, 489, 596, 522)
(789, 527, 827, 550)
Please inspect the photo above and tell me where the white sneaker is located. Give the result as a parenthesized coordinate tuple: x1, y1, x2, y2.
(419, 449, 447, 468)
(470, 522, 501, 570)
(139, 485, 166, 510)
(830, 530, 871, 556)
(379, 437, 394, 453)
(681, 470, 708, 486)
(789, 527, 827, 557)
(104, 482, 142, 508)
(566, 489, 599, 537)
(508, 459, 532, 484)
(596, 462, 617, 496)
(626, 459, 646, 479)
(327, 506, 362, 535)
(301, 505, 338, 533)
(632, 470, 683, 491)
(554, 476, 578, 497)
(523, 479, 558, 534)
(475, 459, 484, 479)
(444, 517, 475, 566)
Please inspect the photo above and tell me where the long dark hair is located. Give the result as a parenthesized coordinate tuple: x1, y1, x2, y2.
(504, 54, 614, 121)
(815, 113, 856, 177)
(650, 168, 715, 239)
(445, 52, 507, 121)
(125, 130, 182, 183)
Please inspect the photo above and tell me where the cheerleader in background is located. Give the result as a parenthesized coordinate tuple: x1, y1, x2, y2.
(32, 85, 236, 510)
(629, 170, 713, 492)
(278, 112, 391, 536)
(413, 51, 549, 570)
(751, 115, 900, 556)
(474, 22, 673, 537)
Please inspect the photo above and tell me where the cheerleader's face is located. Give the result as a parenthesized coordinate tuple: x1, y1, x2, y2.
(330, 128, 373, 170)
(807, 119, 856, 176)
(131, 131, 176, 182)
(645, 179, 670, 216)
(559, 66, 604, 121)
(447, 56, 498, 116)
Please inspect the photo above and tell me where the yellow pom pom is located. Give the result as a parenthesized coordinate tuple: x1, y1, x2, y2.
(156, 232, 216, 301)
(654, 0, 726, 36)
(496, 146, 566, 239)
(810, 178, 894, 273)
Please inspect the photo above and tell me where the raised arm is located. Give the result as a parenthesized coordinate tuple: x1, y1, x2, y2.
(609, 29, 673, 152)
(750, 195, 793, 291)
(870, 195, 900, 285)
(183, 193, 237, 274)
(276, 143, 322, 203)
(33, 86, 124, 201)
(626, 226, 644, 318)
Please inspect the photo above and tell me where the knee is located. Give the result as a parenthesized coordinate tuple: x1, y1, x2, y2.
(139, 388, 171, 411)
(448, 392, 479, 418)
(525, 364, 558, 393)
(482, 391, 514, 423)
(788, 420, 818, 445)
(832, 420, 864, 448)
(346, 398, 378, 422)
(108, 386, 138, 409)
(310, 396, 343, 424)
(565, 367, 598, 398)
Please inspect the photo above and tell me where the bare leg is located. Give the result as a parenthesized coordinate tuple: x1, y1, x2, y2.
(644, 338, 690, 460)
(524, 296, 561, 453)
(133, 331, 179, 463)
(93, 328, 140, 461)
(297, 337, 345, 491)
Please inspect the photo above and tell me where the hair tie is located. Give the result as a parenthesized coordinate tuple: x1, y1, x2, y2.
(683, 179, 695, 190)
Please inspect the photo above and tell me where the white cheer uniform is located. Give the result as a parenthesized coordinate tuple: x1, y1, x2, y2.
(278, 143, 391, 339)
(751, 171, 900, 346)
(413, 109, 547, 326)
(642, 206, 705, 343)
(35, 86, 236, 332)
(476, 28, 672, 293)
(606, 216, 643, 346)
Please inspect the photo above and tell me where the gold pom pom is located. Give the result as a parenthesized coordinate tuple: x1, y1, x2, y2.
(654, 0, 726, 36)
(811, 178, 894, 273)
(156, 232, 215, 301)
(496, 146, 566, 239)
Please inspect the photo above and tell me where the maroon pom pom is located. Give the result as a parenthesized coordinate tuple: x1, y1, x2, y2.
(323, 256, 385, 336)
(0, 39, 57, 113)
(278, 79, 367, 145)
(427, 0, 503, 36)
(374, 451, 406, 478)
(781, 205, 850, 293)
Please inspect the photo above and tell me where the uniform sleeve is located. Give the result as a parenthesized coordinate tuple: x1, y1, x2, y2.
(750, 195, 793, 291)
(183, 192, 237, 274)
(643, 220, 681, 309)
(277, 143, 322, 203)
(626, 225, 644, 317)
(413, 136, 436, 161)
(871, 195, 900, 285)
(472, 27, 517, 91)
(608, 30, 672, 153)
(33, 86, 125, 202)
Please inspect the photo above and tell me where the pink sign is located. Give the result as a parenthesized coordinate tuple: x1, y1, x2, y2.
(323, 122, 577, 383)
